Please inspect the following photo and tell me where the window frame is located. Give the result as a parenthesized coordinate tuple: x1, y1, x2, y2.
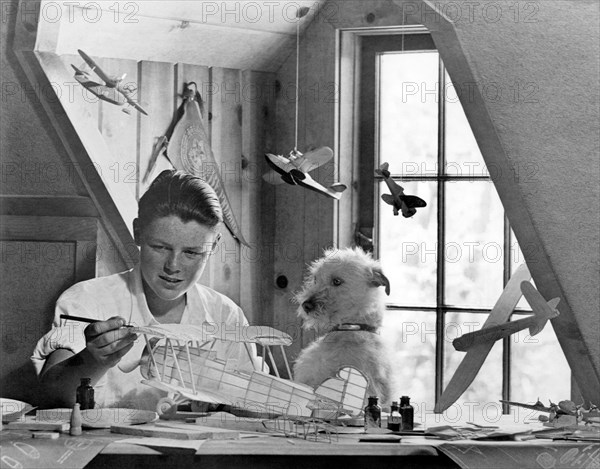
(346, 29, 524, 411)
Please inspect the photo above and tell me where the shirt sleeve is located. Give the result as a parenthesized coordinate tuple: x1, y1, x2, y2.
(30, 293, 89, 375)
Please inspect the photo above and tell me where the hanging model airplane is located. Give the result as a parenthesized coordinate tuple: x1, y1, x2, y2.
(263, 147, 347, 200)
(375, 162, 426, 218)
(72, 49, 148, 115)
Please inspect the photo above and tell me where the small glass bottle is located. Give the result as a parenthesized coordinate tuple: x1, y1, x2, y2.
(76, 378, 95, 410)
(399, 395, 414, 431)
(364, 396, 382, 430)
(387, 401, 402, 432)
(70, 403, 82, 436)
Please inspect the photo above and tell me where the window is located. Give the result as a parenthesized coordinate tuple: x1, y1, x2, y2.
(352, 31, 570, 420)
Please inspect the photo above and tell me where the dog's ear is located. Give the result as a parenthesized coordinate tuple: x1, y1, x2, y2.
(371, 268, 391, 295)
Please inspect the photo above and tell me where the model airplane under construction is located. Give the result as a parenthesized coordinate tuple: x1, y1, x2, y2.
(263, 147, 347, 200)
(72, 49, 148, 115)
(376, 162, 426, 218)
(123, 323, 369, 419)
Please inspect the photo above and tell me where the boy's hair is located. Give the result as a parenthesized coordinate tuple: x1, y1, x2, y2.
(138, 170, 223, 230)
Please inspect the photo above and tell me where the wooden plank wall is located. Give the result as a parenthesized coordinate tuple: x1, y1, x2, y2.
(70, 56, 275, 324)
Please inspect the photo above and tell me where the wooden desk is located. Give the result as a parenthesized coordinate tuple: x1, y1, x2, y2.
(3, 427, 597, 469)
(88, 433, 457, 469)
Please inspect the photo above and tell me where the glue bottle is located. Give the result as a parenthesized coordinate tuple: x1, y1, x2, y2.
(399, 396, 414, 431)
(364, 396, 382, 430)
(76, 377, 95, 410)
(387, 401, 402, 432)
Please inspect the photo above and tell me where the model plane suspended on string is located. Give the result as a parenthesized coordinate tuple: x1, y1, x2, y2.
(72, 49, 148, 115)
(376, 162, 426, 217)
(263, 148, 347, 200)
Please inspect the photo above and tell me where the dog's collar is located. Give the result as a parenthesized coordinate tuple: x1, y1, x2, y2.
(331, 323, 378, 333)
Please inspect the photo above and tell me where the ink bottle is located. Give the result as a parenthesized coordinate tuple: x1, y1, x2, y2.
(364, 396, 382, 430)
(76, 377, 95, 410)
(387, 400, 402, 432)
(399, 395, 414, 431)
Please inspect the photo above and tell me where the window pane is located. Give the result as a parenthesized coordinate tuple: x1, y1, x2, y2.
(378, 181, 437, 307)
(444, 312, 503, 421)
(382, 310, 436, 408)
(379, 52, 439, 174)
(510, 319, 570, 405)
(444, 71, 488, 177)
(445, 181, 504, 308)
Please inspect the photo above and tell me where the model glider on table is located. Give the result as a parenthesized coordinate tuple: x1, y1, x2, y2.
(263, 147, 347, 200)
(376, 162, 426, 218)
(72, 49, 148, 115)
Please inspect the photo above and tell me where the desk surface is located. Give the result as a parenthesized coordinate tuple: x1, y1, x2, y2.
(3, 427, 598, 469)
(92, 432, 457, 469)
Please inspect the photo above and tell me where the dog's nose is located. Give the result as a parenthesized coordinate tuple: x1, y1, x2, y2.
(302, 301, 315, 313)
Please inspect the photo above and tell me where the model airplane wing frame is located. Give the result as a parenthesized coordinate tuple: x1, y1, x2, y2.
(126, 324, 369, 419)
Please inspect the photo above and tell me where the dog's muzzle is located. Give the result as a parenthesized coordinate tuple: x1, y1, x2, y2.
(302, 300, 315, 313)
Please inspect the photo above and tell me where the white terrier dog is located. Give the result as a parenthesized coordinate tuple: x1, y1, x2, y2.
(293, 247, 393, 403)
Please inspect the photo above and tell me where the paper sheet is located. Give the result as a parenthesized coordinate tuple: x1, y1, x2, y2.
(0, 431, 108, 469)
(114, 437, 206, 452)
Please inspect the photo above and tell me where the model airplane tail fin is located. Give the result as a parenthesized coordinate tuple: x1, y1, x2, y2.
(329, 183, 346, 193)
(529, 296, 560, 335)
(376, 162, 391, 178)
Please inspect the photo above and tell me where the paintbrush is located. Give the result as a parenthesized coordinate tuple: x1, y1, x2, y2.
(60, 315, 133, 327)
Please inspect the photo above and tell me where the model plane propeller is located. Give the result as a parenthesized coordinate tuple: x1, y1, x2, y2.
(263, 147, 347, 200)
(72, 49, 148, 115)
(376, 162, 426, 218)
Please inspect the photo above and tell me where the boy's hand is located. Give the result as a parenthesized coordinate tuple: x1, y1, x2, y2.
(84, 316, 137, 368)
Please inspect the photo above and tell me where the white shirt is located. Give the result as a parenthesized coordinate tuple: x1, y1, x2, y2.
(31, 265, 260, 410)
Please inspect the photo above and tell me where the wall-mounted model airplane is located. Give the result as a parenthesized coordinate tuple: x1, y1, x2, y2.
(263, 147, 347, 200)
(375, 162, 426, 218)
(72, 49, 148, 115)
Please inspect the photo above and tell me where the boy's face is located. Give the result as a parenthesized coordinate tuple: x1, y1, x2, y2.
(138, 215, 218, 302)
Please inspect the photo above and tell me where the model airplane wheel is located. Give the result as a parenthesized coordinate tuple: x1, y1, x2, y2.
(156, 397, 177, 418)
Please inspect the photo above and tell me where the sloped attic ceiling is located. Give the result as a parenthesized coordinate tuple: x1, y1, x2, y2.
(35, 0, 326, 71)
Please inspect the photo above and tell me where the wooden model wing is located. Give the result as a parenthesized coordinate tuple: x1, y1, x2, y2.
(130, 323, 292, 345)
(296, 147, 334, 173)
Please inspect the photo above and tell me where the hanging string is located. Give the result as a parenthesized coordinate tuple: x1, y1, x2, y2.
(294, 9, 301, 154)
(401, 5, 406, 53)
